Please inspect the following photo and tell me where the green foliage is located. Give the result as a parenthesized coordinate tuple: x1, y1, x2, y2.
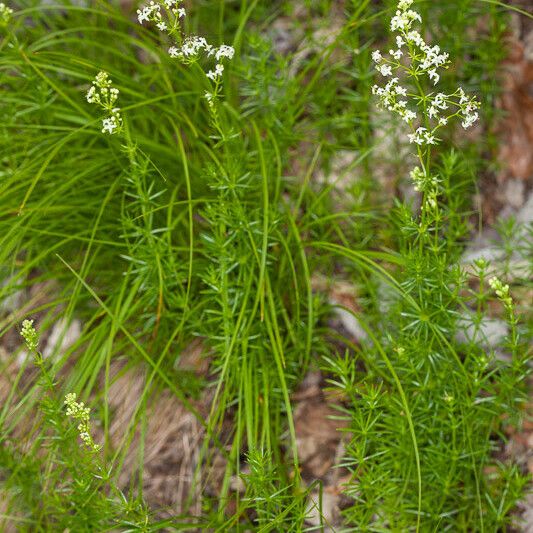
(1, 324, 156, 531)
(0, 0, 530, 531)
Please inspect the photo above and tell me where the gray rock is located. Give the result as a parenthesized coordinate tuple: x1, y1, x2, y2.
(43, 318, 82, 359)
(516, 190, 533, 225)
(456, 313, 508, 350)
(503, 179, 526, 209)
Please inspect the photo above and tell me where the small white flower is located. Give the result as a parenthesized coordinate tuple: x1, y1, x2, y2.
(168, 46, 179, 58)
(372, 50, 383, 63)
(390, 9, 421, 32)
(177, 8, 186, 18)
(395, 85, 407, 97)
(458, 87, 468, 104)
(406, 30, 424, 47)
(408, 127, 426, 145)
(403, 109, 417, 122)
(433, 93, 448, 110)
(428, 69, 439, 85)
(420, 44, 449, 71)
(408, 127, 437, 146)
(391, 48, 403, 60)
(157, 21, 167, 31)
(377, 64, 392, 77)
(102, 117, 118, 134)
(461, 112, 478, 129)
(215, 44, 235, 61)
(206, 63, 225, 81)
(86, 86, 97, 104)
(181, 35, 208, 58)
(137, 2, 160, 25)
(137, 8, 149, 24)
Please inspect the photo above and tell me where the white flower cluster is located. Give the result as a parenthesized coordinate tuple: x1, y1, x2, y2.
(372, 77, 415, 124)
(0, 2, 13, 26)
(390, 2, 421, 32)
(64, 393, 101, 452)
(168, 37, 234, 91)
(407, 127, 436, 146)
(168, 36, 234, 64)
(137, 0, 185, 31)
(371, 0, 480, 148)
(136, 0, 235, 111)
(20, 319, 39, 353)
(489, 277, 513, 311)
(86, 71, 122, 135)
(169, 35, 208, 60)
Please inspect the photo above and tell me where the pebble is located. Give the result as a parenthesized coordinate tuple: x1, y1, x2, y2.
(43, 318, 82, 359)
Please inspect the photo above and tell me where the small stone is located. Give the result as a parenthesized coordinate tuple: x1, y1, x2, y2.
(516, 191, 533, 224)
(503, 178, 525, 209)
(43, 318, 82, 359)
(461, 228, 504, 267)
(456, 313, 508, 351)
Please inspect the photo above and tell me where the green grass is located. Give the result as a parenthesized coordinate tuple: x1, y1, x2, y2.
(0, 0, 531, 531)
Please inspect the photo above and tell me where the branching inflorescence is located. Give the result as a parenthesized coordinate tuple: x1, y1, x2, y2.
(21, 319, 39, 353)
(372, 0, 480, 205)
(489, 277, 512, 309)
(64, 393, 101, 452)
(86, 71, 122, 135)
(20, 320, 101, 453)
(137, 0, 235, 112)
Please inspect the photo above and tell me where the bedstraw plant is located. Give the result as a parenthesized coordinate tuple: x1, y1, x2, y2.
(0, 0, 530, 531)
(326, 1, 530, 530)
(2, 320, 160, 530)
